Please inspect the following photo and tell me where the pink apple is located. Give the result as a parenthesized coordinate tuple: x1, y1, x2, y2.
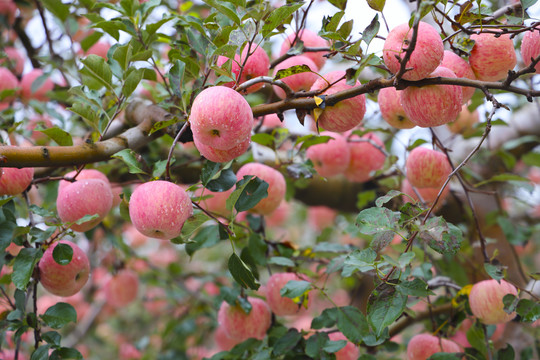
(84, 41, 110, 59)
(279, 29, 329, 70)
(265, 200, 290, 227)
(236, 163, 286, 215)
(195, 187, 233, 216)
(217, 297, 272, 341)
(20, 69, 55, 102)
(344, 132, 386, 183)
(406, 147, 452, 188)
(72, 17, 94, 43)
(214, 326, 241, 351)
(217, 45, 270, 93)
(266, 272, 310, 316)
(307, 206, 337, 231)
(469, 279, 518, 325)
(407, 333, 462, 360)
(0, 67, 19, 110)
(401, 179, 450, 211)
(259, 113, 283, 129)
(1, 47, 25, 75)
(447, 104, 480, 135)
(58, 169, 111, 194)
(39, 240, 90, 297)
(26, 115, 54, 144)
(383, 21, 444, 81)
(328, 332, 359, 360)
(521, 29, 540, 73)
(0, 0, 17, 24)
(0, 166, 34, 196)
(193, 135, 250, 163)
(377, 87, 415, 129)
(57, 179, 113, 232)
(469, 32, 517, 81)
(105, 269, 139, 307)
(401, 66, 463, 127)
(190, 86, 253, 150)
(273, 55, 319, 99)
(306, 131, 351, 177)
(309, 71, 366, 132)
(129, 180, 193, 240)
(119, 343, 142, 360)
(440, 50, 477, 103)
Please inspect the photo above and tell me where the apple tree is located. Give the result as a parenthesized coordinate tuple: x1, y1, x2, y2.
(0, 0, 539, 359)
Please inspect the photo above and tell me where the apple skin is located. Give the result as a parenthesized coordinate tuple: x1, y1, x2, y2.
(401, 66, 463, 128)
(58, 169, 111, 194)
(104, 269, 139, 307)
(190, 86, 253, 151)
(344, 132, 386, 183)
(469, 279, 518, 325)
(84, 41, 110, 59)
(57, 178, 113, 232)
(440, 50, 477, 103)
(407, 333, 462, 360)
(328, 332, 360, 360)
(0, 167, 34, 196)
(306, 131, 351, 178)
(469, 32, 517, 81)
(273, 55, 319, 99)
(259, 113, 283, 129)
(280, 29, 329, 70)
(217, 297, 272, 341)
(236, 163, 286, 215)
(383, 21, 444, 81)
(39, 241, 90, 297)
(447, 104, 480, 135)
(0, 67, 19, 110)
(307, 206, 337, 231)
(406, 147, 452, 189)
(193, 135, 250, 163)
(20, 69, 55, 102)
(195, 187, 233, 217)
(309, 71, 366, 132)
(266, 272, 310, 316)
(129, 180, 193, 240)
(401, 179, 450, 211)
(378, 87, 416, 129)
(1, 47, 25, 75)
(216, 45, 270, 93)
(521, 29, 540, 73)
(214, 326, 241, 351)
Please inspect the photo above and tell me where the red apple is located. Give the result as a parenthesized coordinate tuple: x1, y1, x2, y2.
(58, 169, 111, 194)
(469, 32, 517, 81)
(20, 69, 55, 102)
(84, 41, 110, 59)
(217, 297, 272, 341)
(0, 166, 34, 196)
(0, 67, 19, 110)
(306, 131, 351, 178)
(328, 332, 360, 360)
(344, 132, 386, 183)
(521, 29, 540, 73)
(279, 29, 329, 70)
(469, 279, 518, 325)
(105, 269, 139, 307)
(378, 87, 415, 129)
(401, 178, 450, 211)
(1, 47, 25, 76)
(307, 206, 337, 231)
(406, 147, 452, 189)
(447, 104, 480, 135)
(440, 50, 477, 103)
(216, 45, 270, 93)
(193, 135, 250, 163)
(236, 163, 286, 215)
(407, 333, 462, 360)
(266, 272, 310, 316)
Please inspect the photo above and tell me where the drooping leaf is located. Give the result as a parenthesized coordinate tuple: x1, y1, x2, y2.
(12, 248, 43, 290)
(111, 149, 147, 174)
(228, 253, 260, 290)
(40, 302, 77, 329)
(367, 283, 407, 336)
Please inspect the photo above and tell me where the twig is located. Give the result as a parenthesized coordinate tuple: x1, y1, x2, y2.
(165, 121, 189, 181)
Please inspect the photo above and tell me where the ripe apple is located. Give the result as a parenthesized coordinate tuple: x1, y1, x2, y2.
(214, 326, 241, 351)
(279, 29, 329, 70)
(1, 47, 25, 75)
(521, 29, 540, 73)
(440, 50, 477, 103)
(306, 131, 351, 177)
(20, 69, 55, 102)
(469, 279, 518, 325)
(273, 55, 319, 99)
(57, 178, 113, 232)
(0, 166, 34, 196)
(193, 135, 250, 163)
(259, 113, 283, 129)
(401, 66, 463, 127)
(407, 333, 462, 360)
(39, 240, 90, 297)
(377, 87, 415, 129)
(84, 41, 111, 59)
(309, 71, 366, 132)
(105, 269, 139, 307)
(401, 178, 450, 211)
(236, 163, 286, 215)
(447, 104, 480, 135)
(129, 180, 193, 240)
(216, 45, 270, 93)
(383, 21, 444, 81)
(307, 206, 337, 231)
(266, 272, 310, 316)
(195, 187, 233, 217)
(344, 132, 386, 183)
(0, 67, 19, 110)
(0, 0, 17, 24)
(217, 297, 272, 341)
(469, 32, 517, 81)
(58, 169, 111, 194)
(328, 332, 360, 360)
(265, 200, 290, 227)
(190, 86, 253, 150)
(406, 147, 452, 189)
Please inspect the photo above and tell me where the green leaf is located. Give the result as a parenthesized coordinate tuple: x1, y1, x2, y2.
(201, 161, 221, 185)
(36, 126, 73, 146)
(50, 347, 83, 359)
(251, 133, 275, 148)
(466, 323, 486, 356)
(68, 102, 99, 130)
(280, 280, 311, 299)
(272, 329, 302, 356)
(324, 339, 346, 353)
(311, 308, 338, 329)
(342, 248, 377, 277)
(228, 176, 269, 213)
(40, 0, 70, 21)
(248, 233, 267, 266)
(80, 55, 113, 90)
(185, 225, 221, 256)
(274, 65, 314, 81)
(327, 0, 348, 10)
(149, 117, 181, 135)
(0, 221, 16, 252)
(366, 0, 385, 11)
(168, 60, 186, 98)
(337, 306, 370, 344)
(375, 190, 403, 208)
(267, 256, 295, 267)
(356, 207, 400, 252)
(484, 262, 504, 281)
(228, 253, 260, 290)
(261, 3, 304, 37)
(367, 283, 407, 336)
(42, 331, 62, 347)
(152, 159, 170, 179)
(427, 354, 462, 360)
(521, 152, 540, 167)
(111, 149, 147, 174)
(122, 68, 145, 98)
(31, 345, 52, 360)
(397, 278, 434, 297)
(496, 345, 516, 360)
(12, 248, 43, 290)
(52, 243, 73, 265)
(202, 0, 240, 24)
(516, 298, 540, 323)
(295, 134, 332, 152)
(475, 173, 532, 187)
(418, 217, 463, 255)
(207, 168, 236, 192)
(40, 302, 77, 329)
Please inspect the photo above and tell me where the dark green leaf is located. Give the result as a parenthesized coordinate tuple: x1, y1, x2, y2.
(342, 248, 377, 277)
(267, 256, 295, 267)
(201, 161, 221, 185)
(262, 3, 304, 37)
(356, 207, 400, 252)
(12, 248, 43, 290)
(248, 233, 267, 266)
(122, 68, 145, 98)
(52, 243, 73, 265)
(0, 221, 16, 252)
(521, 0, 538, 9)
(311, 308, 338, 329)
(305, 332, 330, 358)
(496, 345, 516, 360)
(367, 283, 407, 336)
(31, 345, 51, 360)
(111, 149, 147, 174)
(228, 253, 260, 290)
(516, 298, 540, 322)
(42, 331, 62, 347)
(272, 329, 302, 356)
(80, 55, 113, 90)
(232, 176, 269, 213)
(295, 134, 332, 152)
(149, 117, 181, 135)
(397, 278, 434, 297)
(427, 354, 462, 360)
(185, 225, 221, 256)
(337, 306, 369, 344)
(207, 168, 237, 192)
(50, 347, 83, 360)
(41, 303, 77, 329)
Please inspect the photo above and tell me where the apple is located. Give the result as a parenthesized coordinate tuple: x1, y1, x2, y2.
(20, 69, 55, 102)
(58, 169, 111, 194)
(0, 67, 19, 110)
(0, 166, 34, 196)
(266, 272, 310, 316)
(447, 104, 480, 135)
(273, 55, 319, 99)
(307, 206, 337, 231)
(401, 179, 450, 211)
(84, 41, 111, 59)
(378, 87, 415, 129)
(259, 113, 283, 129)
(119, 343, 142, 360)
(401, 66, 463, 128)
(469, 279, 518, 325)
(440, 50, 477, 103)
(193, 135, 250, 163)
(405, 147, 452, 189)
(129, 180, 193, 240)
(72, 16, 94, 43)
(214, 326, 241, 351)
(521, 29, 540, 73)
(279, 29, 329, 70)
(306, 131, 351, 177)
(265, 200, 290, 227)
(236, 163, 286, 215)
(0, 0, 17, 24)
(216, 45, 270, 93)
(344, 132, 386, 183)
(383, 21, 444, 81)
(309, 71, 366, 132)
(194, 187, 233, 217)
(190, 86, 253, 150)
(407, 333, 462, 360)
(469, 32, 517, 81)
(39, 240, 90, 297)
(217, 297, 272, 341)
(1, 47, 25, 75)
(328, 332, 359, 360)
(105, 269, 139, 307)
(57, 178, 113, 232)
